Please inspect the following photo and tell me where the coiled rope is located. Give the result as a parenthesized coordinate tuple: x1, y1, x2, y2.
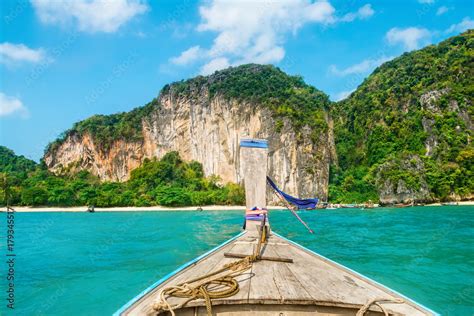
(153, 254, 257, 316)
(356, 297, 404, 316)
(154, 215, 268, 316)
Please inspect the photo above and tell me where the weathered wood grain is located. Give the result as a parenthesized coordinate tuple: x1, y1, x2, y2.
(122, 231, 434, 316)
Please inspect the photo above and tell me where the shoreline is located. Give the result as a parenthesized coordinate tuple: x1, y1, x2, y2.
(7, 205, 286, 212)
(416, 201, 474, 206)
(5, 201, 474, 212)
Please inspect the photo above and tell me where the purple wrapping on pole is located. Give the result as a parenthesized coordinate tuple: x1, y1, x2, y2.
(245, 214, 264, 221)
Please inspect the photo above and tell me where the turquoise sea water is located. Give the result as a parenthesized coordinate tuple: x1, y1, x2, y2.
(1, 206, 473, 315)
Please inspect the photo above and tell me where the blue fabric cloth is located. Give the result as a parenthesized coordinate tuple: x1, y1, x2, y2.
(267, 176, 319, 209)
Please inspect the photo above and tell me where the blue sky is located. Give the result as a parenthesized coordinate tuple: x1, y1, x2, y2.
(1, 0, 473, 161)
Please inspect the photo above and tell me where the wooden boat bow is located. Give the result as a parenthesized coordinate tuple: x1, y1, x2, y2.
(116, 227, 436, 315)
(115, 139, 437, 315)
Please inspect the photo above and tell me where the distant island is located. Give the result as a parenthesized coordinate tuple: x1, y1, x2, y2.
(1, 30, 473, 208)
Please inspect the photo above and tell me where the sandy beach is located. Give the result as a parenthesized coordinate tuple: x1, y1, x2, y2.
(7, 205, 287, 212)
(422, 201, 474, 206)
(5, 201, 474, 212)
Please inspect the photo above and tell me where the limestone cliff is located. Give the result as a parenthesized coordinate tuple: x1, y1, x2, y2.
(44, 125, 157, 182)
(44, 64, 335, 203)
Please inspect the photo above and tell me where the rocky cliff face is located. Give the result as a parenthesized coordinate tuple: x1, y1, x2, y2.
(375, 154, 432, 204)
(420, 88, 473, 157)
(44, 125, 157, 182)
(332, 31, 473, 203)
(150, 91, 334, 201)
(373, 88, 473, 204)
(44, 77, 335, 203)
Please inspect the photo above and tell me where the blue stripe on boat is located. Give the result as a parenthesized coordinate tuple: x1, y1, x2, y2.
(113, 231, 246, 316)
(240, 139, 268, 148)
(273, 232, 439, 316)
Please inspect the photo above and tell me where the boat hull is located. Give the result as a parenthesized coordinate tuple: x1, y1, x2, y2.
(165, 303, 398, 315)
(116, 229, 437, 316)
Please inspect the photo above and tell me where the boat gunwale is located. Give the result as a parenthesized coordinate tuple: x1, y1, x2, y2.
(272, 231, 439, 316)
(162, 297, 429, 312)
(114, 230, 247, 316)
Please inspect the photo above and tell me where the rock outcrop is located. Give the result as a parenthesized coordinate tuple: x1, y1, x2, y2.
(44, 125, 157, 182)
(332, 30, 473, 203)
(375, 155, 432, 204)
(44, 66, 335, 203)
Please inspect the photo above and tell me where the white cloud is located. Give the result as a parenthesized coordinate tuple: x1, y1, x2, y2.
(30, 0, 148, 33)
(240, 46, 286, 65)
(445, 17, 474, 34)
(386, 27, 431, 50)
(333, 89, 355, 101)
(171, 0, 336, 74)
(170, 46, 203, 66)
(0, 93, 28, 118)
(200, 57, 230, 75)
(436, 6, 449, 16)
(198, 0, 335, 61)
(418, 0, 434, 4)
(170, 1, 376, 75)
(340, 4, 374, 22)
(329, 55, 394, 76)
(0, 42, 46, 65)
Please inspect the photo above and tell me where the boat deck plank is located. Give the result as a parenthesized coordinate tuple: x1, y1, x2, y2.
(282, 240, 378, 303)
(122, 230, 434, 316)
(248, 234, 314, 305)
(279, 239, 428, 316)
(206, 240, 255, 304)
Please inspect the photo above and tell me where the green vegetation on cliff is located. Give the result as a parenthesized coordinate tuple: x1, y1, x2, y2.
(46, 99, 157, 153)
(0, 147, 243, 207)
(163, 64, 330, 133)
(330, 30, 473, 202)
(46, 64, 331, 158)
(0, 146, 36, 174)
